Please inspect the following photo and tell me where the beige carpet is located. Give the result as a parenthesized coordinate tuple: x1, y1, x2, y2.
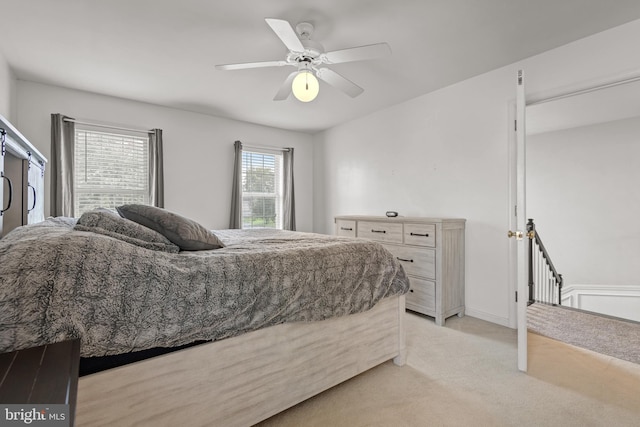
(256, 312, 640, 427)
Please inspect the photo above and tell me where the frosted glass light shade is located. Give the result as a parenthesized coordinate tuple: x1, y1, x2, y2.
(292, 70, 319, 102)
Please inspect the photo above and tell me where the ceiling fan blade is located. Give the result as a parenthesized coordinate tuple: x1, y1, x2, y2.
(215, 60, 289, 71)
(322, 43, 391, 64)
(265, 18, 305, 53)
(316, 68, 364, 98)
(273, 71, 298, 101)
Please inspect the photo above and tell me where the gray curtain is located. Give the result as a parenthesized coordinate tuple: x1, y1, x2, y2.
(50, 114, 75, 217)
(282, 147, 296, 231)
(149, 129, 165, 208)
(229, 140, 243, 229)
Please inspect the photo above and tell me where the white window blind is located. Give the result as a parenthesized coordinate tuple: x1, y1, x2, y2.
(74, 128, 149, 216)
(241, 150, 283, 229)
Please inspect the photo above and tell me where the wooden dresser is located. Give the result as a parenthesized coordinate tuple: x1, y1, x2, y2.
(335, 215, 465, 326)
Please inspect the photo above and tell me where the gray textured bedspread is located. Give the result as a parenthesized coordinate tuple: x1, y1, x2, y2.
(0, 218, 409, 357)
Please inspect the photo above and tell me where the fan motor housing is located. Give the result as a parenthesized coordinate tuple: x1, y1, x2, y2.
(287, 40, 324, 65)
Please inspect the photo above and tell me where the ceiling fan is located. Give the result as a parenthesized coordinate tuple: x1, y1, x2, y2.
(215, 18, 392, 102)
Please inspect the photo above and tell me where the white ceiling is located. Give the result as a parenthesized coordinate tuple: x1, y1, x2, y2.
(2, 0, 640, 134)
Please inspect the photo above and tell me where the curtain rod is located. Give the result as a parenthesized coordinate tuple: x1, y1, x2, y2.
(63, 118, 153, 134)
(527, 74, 640, 106)
(242, 143, 290, 152)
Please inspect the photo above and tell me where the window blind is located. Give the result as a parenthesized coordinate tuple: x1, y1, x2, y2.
(241, 150, 283, 229)
(74, 129, 149, 215)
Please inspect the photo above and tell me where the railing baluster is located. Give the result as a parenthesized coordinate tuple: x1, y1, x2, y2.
(545, 267, 548, 304)
(546, 268, 550, 304)
(537, 249, 541, 302)
(539, 248, 543, 302)
(536, 250, 539, 302)
(544, 263, 547, 303)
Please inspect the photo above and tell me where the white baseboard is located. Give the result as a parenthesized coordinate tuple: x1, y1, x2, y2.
(464, 308, 512, 328)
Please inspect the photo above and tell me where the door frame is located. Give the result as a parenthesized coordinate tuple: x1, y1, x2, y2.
(508, 70, 527, 372)
(515, 70, 527, 372)
(508, 69, 640, 372)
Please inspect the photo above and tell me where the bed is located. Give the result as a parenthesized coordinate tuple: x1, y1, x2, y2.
(0, 208, 409, 426)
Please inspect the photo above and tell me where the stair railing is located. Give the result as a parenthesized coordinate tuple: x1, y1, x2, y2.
(527, 219, 563, 305)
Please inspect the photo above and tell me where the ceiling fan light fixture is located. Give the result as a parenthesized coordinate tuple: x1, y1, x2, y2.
(292, 70, 319, 102)
(216, 19, 391, 101)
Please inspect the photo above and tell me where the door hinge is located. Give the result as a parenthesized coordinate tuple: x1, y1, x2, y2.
(514, 205, 517, 216)
(515, 291, 518, 302)
(514, 120, 517, 131)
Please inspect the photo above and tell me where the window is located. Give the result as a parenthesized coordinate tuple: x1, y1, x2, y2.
(74, 128, 149, 216)
(241, 150, 283, 229)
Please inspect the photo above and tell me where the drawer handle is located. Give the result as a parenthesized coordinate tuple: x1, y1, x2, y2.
(397, 257, 414, 263)
(1, 172, 12, 216)
(410, 232, 429, 237)
(27, 184, 37, 212)
(371, 229, 386, 233)
(340, 227, 353, 231)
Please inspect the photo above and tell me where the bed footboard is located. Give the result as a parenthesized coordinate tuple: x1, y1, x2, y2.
(76, 294, 406, 427)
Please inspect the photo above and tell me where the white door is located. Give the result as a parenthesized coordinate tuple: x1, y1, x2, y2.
(514, 70, 528, 372)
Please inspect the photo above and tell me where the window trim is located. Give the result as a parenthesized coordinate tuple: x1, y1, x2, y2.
(73, 125, 151, 216)
(241, 148, 284, 229)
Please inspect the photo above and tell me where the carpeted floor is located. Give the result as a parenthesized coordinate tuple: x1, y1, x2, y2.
(256, 312, 640, 427)
(527, 303, 640, 365)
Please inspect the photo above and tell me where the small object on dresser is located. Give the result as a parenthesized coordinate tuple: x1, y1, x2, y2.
(385, 211, 398, 217)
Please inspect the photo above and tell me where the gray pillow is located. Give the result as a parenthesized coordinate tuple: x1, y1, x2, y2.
(75, 208, 180, 253)
(116, 204, 225, 251)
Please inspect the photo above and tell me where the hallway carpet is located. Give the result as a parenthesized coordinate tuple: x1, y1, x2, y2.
(528, 303, 640, 365)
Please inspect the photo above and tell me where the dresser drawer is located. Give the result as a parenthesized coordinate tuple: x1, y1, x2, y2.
(384, 244, 435, 279)
(406, 277, 436, 312)
(404, 223, 436, 247)
(335, 219, 356, 237)
(357, 221, 403, 243)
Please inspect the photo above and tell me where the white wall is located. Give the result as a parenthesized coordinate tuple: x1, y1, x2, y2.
(314, 19, 640, 327)
(528, 116, 640, 287)
(0, 51, 16, 120)
(15, 81, 314, 231)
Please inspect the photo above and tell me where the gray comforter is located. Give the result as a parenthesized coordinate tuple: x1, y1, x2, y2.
(0, 218, 409, 357)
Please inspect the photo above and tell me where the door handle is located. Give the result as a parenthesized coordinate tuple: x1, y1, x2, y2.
(507, 230, 523, 240)
(28, 184, 36, 212)
(1, 172, 12, 216)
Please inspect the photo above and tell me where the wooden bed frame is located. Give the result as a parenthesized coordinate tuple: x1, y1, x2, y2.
(76, 294, 406, 426)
